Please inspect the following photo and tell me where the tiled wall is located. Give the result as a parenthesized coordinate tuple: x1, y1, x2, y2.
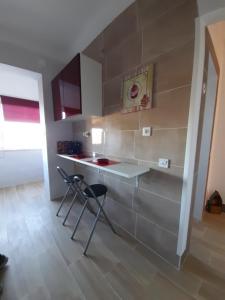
(73, 0, 198, 266)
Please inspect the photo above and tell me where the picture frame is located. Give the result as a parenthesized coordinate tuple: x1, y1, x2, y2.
(122, 64, 153, 114)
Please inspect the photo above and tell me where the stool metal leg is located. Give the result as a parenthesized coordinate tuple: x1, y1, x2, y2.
(62, 191, 78, 225)
(56, 183, 72, 216)
(94, 195, 116, 234)
(62, 181, 83, 226)
(83, 197, 104, 255)
(71, 198, 88, 240)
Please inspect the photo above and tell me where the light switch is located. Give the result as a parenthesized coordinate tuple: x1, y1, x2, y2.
(142, 127, 152, 136)
(158, 158, 170, 168)
(83, 131, 91, 138)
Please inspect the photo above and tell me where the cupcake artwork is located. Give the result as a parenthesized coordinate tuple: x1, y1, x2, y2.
(122, 64, 153, 113)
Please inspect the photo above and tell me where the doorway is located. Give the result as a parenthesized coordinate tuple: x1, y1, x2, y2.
(192, 28, 220, 221)
(0, 63, 50, 199)
(188, 20, 225, 268)
(177, 8, 225, 258)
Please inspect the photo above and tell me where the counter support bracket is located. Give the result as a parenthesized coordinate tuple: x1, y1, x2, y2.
(135, 176, 140, 189)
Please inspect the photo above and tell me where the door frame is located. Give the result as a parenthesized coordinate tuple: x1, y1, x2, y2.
(177, 7, 225, 256)
(0, 64, 50, 200)
(192, 29, 220, 221)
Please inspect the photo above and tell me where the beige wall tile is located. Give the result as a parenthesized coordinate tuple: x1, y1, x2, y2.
(73, 120, 87, 133)
(103, 104, 123, 115)
(139, 169, 183, 203)
(82, 34, 107, 81)
(83, 34, 104, 63)
(103, 3, 138, 52)
(122, 33, 142, 74)
(75, 0, 197, 266)
(140, 86, 191, 129)
(105, 46, 123, 80)
(142, 0, 197, 62)
(138, 160, 184, 178)
(104, 175, 135, 208)
(102, 169, 137, 186)
(137, 0, 186, 28)
(105, 197, 136, 235)
(104, 130, 135, 159)
(73, 116, 105, 133)
(106, 32, 142, 80)
(105, 111, 139, 131)
(136, 215, 179, 266)
(135, 128, 187, 166)
(73, 131, 104, 155)
(154, 41, 194, 92)
(134, 188, 180, 234)
(103, 76, 122, 108)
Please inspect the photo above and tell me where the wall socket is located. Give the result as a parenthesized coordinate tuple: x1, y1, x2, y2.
(142, 127, 152, 136)
(158, 158, 170, 169)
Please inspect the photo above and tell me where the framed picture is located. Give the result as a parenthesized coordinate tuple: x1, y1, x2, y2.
(122, 64, 153, 113)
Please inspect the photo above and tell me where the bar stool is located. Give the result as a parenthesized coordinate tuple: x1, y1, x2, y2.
(71, 176, 116, 255)
(56, 166, 84, 217)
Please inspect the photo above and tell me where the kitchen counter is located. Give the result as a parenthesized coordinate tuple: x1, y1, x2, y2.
(58, 154, 150, 180)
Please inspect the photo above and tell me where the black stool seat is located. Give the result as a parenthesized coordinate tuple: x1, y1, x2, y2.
(65, 174, 84, 184)
(71, 179, 116, 255)
(84, 184, 107, 198)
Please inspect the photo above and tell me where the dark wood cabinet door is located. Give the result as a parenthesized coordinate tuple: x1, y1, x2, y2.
(51, 53, 82, 121)
(51, 73, 64, 121)
(61, 54, 82, 118)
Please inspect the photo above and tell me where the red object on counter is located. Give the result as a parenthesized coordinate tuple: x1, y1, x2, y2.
(88, 160, 119, 166)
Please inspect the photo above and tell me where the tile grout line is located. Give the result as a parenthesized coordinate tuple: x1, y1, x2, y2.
(135, 212, 178, 237)
(73, 162, 183, 204)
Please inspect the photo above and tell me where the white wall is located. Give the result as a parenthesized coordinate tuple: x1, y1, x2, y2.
(207, 24, 225, 203)
(0, 150, 43, 187)
(208, 21, 225, 64)
(0, 40, 74, 199)
(0, 64, 39, 100)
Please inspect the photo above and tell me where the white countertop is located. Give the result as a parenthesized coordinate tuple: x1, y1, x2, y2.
(58, 154, 150, 179)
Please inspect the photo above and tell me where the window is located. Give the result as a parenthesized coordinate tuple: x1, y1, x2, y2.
(0, 96, 42, 150)
(91, 128, 103, 145)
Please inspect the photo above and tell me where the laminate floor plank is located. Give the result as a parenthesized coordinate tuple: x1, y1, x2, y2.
(69, 258, 120, 300)
(0, 182, 224, 300)
(189, 213, 225, 299)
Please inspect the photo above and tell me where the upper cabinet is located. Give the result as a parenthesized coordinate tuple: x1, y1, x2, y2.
(51, 53, 102, 121)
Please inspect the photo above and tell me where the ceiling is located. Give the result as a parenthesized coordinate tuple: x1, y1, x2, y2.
(0, 0, 134, 63)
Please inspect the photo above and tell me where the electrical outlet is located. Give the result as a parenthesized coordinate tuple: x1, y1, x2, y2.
(158, 158, 170, 169)
(142, 127, 152, 136)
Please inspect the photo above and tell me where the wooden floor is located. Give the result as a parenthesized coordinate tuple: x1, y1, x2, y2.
(0, 182, 224, 299)
(190, 212, 225, 300)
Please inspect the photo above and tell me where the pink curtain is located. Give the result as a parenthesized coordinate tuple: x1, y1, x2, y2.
(1, 96, 40, 123)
